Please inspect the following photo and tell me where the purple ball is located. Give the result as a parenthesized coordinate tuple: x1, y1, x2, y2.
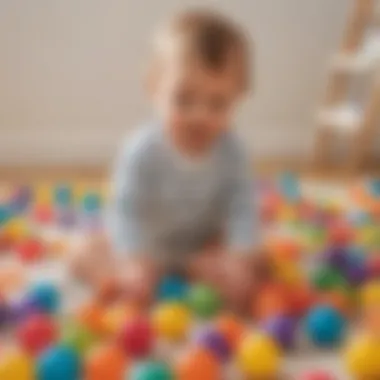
(345, 263, 367, 285)
(262, 315, 297, 349)
(323, 247, 347, 268)
(10, 185, 32, 213)
(57, 209, 77, 228)
(196, 328, 230, 362)
(0, 299, 10, 327)
(10, 297, 41, 323)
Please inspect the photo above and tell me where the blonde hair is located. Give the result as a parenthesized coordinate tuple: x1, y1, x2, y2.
(151, 9, 252, 93)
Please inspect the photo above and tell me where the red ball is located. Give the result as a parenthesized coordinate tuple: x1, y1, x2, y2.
(300, 370, 335, 380)
(288, 285, 315, 317)
(17, 314, 58, 355)
(118, 316, 153, 358)
(33, 205, 54, 224)
(367, 254, 380, 278)
(16, 238, 45, 263)
(328, 221, 353, 246)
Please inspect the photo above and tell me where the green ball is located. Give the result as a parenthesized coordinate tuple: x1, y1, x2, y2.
(186, 283, 222, 319)
(129, 361, 173, 380)
(61, 321, 98, 355)
(312, 265, 348, 292)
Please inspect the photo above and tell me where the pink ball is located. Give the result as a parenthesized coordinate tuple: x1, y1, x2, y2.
(118, 316, 153, 358)
(300, 370, 335, 380)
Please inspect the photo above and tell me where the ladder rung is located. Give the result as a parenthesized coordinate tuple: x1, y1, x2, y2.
(317, 104, 362, 132)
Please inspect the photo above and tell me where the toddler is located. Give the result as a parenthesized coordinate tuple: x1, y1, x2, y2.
(73, 9, 263, 311)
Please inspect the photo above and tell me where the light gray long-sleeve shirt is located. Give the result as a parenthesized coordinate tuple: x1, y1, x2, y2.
(107, 123, 258, 260)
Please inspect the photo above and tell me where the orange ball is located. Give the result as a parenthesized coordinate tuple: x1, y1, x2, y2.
(215, 314, 244, 349)
(77, 302, 107, 335)
(85, 343, 127, 380)
(254, 284, 289, 320)
(288, 285, 315, 317)
(176, 347, 221, 380)
(268, 238, 302, 263)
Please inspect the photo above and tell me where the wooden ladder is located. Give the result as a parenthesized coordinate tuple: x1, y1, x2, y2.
(314, 0, 380, 172)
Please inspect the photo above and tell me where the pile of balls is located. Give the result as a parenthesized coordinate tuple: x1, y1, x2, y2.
(0, 183, 105, 261)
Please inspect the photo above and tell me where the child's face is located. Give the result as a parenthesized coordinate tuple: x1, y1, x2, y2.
(152, 55, 241, 153)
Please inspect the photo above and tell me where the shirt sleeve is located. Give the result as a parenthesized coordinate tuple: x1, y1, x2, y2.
(225, 149, 260, 253)
(106, 137, 147, 256)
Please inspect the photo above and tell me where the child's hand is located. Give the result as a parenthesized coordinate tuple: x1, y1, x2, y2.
(118, 257, 161, 307)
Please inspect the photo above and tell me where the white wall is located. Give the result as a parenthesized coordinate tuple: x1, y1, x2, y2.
(0, 0, 350, 165)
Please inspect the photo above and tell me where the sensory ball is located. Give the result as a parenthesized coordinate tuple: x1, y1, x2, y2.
(3, 218, 28, 242)
(368, 179, 380, 197)
(119, 316, 154, 358)
(367, 255, 380, 279)
(312, 265, 348, 292)
(61, 320, 98, 355)
(196, 327, 231, 362)
(130, 361, 173, 380)
(10, 297, 41, 323)
(157, 275, 188, 301)
(300, 370, 335, 380)
(254, 284, 289, 320)
(236, 332, 281, 378)
(27, 282, 60, 314)
(0, 295, 9, 327)
(76, 302, 107, 335)
(0, 348, 34, 380)
(54, 184, 72, 207)
(0, 205, 11, 225)
(176, 347, 221, 380)
(103, 303, 137, 336)
(278, 171, 300, 203)
(57, 209, 77, 228)
(288, 285, 315, 317)
(17, 314, 58, 355)
(215, 313, 244, 349)
(304, 305, 346, 347)
(16, 238, 45, 263)
(344, 261, 367, 286)
(344, 333, 380, 378)
(262, 315, 297, 349)
(10, 185, 32, 213)
(328, 222, 354, 246)
(82, 193, 101, 213)
(322, 247, 347, 269)
(152, 302, 191, 341)
(361, 281, 380, 307)
(186, 284, 222, 319)
(37, 345, 81, 380)
(33, 204, 54, 224)
(85, 343, 127, 380)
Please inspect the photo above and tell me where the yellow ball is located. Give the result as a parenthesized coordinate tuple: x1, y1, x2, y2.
(236, 333, 281, 377)
(152, 302, 191, 341)
(0, 349, 34, 380)
(361, 281, 380, 307)
(345, 334, 380, 377)
(3, 218, 29, 241)
(274, 262, 304, 286)
(34, 183, 52, 206)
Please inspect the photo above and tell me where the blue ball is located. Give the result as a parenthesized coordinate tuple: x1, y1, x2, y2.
(37, 346, 81, 380)
(368, 179, 380, 197)
(54, 184, 72, 207)
(129, 361, 173, 380)
(278, 172, 300, 202)
(27, 282, 60, 314)
(0, 205, 11, 225)
(157, 275, 188, 301)
(304, 305, 346, 347)
(82, 193, 101, 213)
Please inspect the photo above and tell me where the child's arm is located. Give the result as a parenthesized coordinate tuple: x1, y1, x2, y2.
(225, 148, 260, 256)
